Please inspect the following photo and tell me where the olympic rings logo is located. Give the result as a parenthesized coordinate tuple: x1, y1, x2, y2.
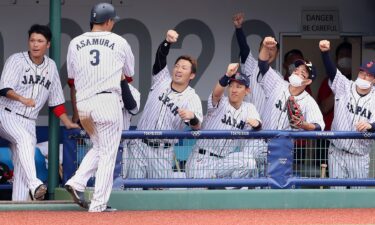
(363, 132, 373, 138)
(191, 131, 201, 137)
(278, 158, 288, 165)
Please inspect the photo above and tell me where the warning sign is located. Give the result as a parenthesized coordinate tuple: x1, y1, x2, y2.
(301, 10, 340, 37)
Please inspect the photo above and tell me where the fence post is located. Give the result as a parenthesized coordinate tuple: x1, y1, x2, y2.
(267, 133, 293, 188)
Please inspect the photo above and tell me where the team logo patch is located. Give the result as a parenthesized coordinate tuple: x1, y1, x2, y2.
(367, 61, 374, 68)
(278, 158, 288, 165)
(93, 12, 96, 18)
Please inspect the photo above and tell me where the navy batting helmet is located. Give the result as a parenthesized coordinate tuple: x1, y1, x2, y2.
(90, 2, 120, 24)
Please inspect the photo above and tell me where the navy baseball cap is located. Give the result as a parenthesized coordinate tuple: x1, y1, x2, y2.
(294, 59, 316, 80)
(229, 73, 250, 88)
(359, 60, 375, 76)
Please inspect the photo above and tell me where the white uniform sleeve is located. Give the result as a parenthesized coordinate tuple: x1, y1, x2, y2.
(0, 54, 22, 90)
(304, 97, 325, 130)
(259, 67, 285, 97)
(66, 41, 76, 80)
(151, 66, 171, 89)
(188, 93, 203, 123)
(48, 62, 65, 107)
(128, 84, 141, 115)
(121, 39, 135, 77)
(241, 51, 258, 76)
(329, 69, 351, 96)
(248, 103, 261, 122)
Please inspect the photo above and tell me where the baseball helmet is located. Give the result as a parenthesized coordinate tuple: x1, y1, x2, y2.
(0, 162, 13, 184)
(90, 2, 120, 24)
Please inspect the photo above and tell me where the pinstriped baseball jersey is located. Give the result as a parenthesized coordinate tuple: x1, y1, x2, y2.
(330, 71, 375, 155)
(137, 66, 203, 131)
(241, 51, 266, 116)
(194, 94, 260, 156)
(0, 52, 65, 119)
(67, 31, 134, 102)
(260, 68, 325, 130)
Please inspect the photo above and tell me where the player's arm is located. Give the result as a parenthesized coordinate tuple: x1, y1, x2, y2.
(319, 40, 337, 82)
(121, 76, 137, 114)
(51, 104, 79, 129)
(152, 30, 178, 75)
(258, 37, 277, 75)
(0, 89, 35, 107)
(233, 13, 250, 64)
(178, 109, 201, 130)
(212, 63, 240, 105)
(67, 79, 79, 123)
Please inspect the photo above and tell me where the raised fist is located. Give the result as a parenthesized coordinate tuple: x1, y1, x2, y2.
(319, 40, 330, 52)
(226, 63, 239, 77)
(166, 30, 179, 43)
(232, 12, 244, 28)
(263, 37, 277, 49)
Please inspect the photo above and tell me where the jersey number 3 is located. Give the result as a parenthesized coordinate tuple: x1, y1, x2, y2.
(90, 49, 100, 66)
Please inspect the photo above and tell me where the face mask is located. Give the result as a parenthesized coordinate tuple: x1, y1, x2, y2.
(355, 77, 372, 89)
(288, 64, 296, 75)
(337, 57, 352, 70)
(288, 73, 304, 87)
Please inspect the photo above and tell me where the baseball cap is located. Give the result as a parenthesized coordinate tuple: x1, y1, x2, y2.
(229, 73, 250, 88)
(359, 60, 375, 76)
(294, 59, 316, 80)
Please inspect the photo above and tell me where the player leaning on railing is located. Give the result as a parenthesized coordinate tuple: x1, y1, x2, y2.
(319, 40, 375, 187)
(185, 63, 261, 180)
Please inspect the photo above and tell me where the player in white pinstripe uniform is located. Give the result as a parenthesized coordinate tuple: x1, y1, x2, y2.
(319, 40, 375, 188)
(258, 37, 325, 131)
(186, 63, 260, 179)
(0, 24, 78, 201)
(127, 29, 203, 181)
(121, 82, 140, 179)
(233, 13, 280, 117)
(64, 2, 134, 212)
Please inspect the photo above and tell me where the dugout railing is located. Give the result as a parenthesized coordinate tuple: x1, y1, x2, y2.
(63, 129, 375, 189)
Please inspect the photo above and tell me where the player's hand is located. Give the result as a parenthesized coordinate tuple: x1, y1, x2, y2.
(166, 30, 179, 43)
(226, 63, 240, 77)
(263, 37, 277, 49)
(177, 108, 194, 120)
(65, 121, 80, 130)
(290, 115, 304, 129)
(319, 40, 330, 52)
(232, 12, 244, 28)
(246, 118, 260, 128)
(356, 121, 372, 132)
(20, 97, 35, 107)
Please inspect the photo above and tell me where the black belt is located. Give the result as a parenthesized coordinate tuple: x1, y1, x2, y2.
(142, 139, 172, 149)
(198, 148, 224, 158)
(4, 107, 30, 119)
(331, 143, 353, 154)
(97, 91, 112, 95)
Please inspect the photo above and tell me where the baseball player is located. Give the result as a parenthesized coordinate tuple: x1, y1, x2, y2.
(0, 24, 79, 201)
(64, 2, 134, 212)
(319, 40, 375, 188)
(233, 12, 280, 117)
(127, 29, 203, 181)
(258, 37, 325, 131)
(185, 63, 260, 180)
(121, 81, 140, 179)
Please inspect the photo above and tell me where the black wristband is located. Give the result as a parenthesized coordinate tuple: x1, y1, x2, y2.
(0, 88, 12, 97)
(189, 114, 199, 126)
(219, 75, 230, 87)
(369, 122, 375, 132)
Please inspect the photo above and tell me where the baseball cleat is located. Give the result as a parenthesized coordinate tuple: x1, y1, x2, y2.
(64, 184, 89, 209)
(102, 206, 117, 212)
(29, 184, 47, 201)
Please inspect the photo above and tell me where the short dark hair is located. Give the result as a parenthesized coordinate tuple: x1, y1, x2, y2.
(174, 55, 197, 74)
(335, 42, 352, 59)
(28, 24, 52, 42)
(283, 49, 304, 63)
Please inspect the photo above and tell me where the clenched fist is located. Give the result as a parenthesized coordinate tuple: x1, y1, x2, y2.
(319, 40, 330, 52)
(263, 37, 277, 49)
(226, 63, 240, 77)
(166, 30, 179, 43)
(232, 12, 244, 28)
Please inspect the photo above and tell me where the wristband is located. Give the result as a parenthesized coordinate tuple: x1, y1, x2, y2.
(189, 114, 199, 126)
(219, 74, 230, 87)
